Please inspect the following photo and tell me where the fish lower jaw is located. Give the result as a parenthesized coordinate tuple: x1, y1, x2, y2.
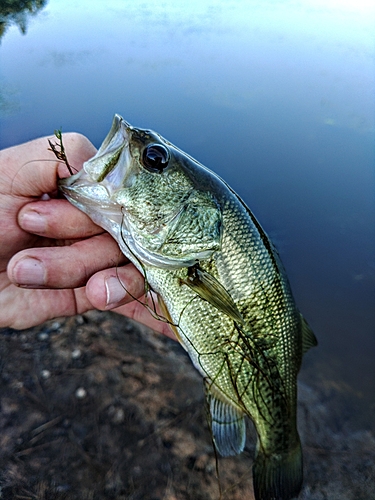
(59, 191, 124, 236)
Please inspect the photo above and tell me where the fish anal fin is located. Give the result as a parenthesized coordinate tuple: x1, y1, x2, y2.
(181, 265, 244, 326)
(206, 389, 246, 457)
(253, 440, 303, 500)
(301, 314, 318, 355)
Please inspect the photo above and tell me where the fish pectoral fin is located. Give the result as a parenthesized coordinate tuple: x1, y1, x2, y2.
(301, 314, 318, 355)
(206, 389, 246, 457)
(181, 266, 244, 326)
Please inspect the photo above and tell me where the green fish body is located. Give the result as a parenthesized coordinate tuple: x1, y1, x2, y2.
(59, 115, 317, 500)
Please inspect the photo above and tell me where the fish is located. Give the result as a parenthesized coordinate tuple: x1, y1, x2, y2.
(59, 114, 317, 500)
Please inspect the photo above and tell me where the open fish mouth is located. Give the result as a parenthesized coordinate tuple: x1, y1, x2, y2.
(58, 114, 133, 223)
(59, 175, 118, 213)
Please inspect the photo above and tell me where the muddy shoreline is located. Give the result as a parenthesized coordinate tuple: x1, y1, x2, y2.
(0, 312, 373, 499)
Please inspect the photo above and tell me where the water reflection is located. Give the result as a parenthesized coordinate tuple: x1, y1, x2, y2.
(40, 50, 93, 68)
(0, 0, 47, 40)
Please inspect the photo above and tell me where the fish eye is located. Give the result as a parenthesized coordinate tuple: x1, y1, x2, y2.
(142, 144, 170, 173)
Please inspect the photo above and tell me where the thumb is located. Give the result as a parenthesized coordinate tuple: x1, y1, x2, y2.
(2, 133, 96, 198)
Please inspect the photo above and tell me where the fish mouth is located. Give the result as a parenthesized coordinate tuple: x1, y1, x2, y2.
(59, 173, 119, 214)
(58, 114, 132, 226)
(97, 114, 132, 156)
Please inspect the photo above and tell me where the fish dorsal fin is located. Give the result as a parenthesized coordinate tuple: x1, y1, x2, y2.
(181, 265, 244, 325)
(205, 386, 246, 457)
(301, 315, 318, 354)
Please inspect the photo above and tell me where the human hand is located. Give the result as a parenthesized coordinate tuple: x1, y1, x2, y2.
(0, 134, 174, 339)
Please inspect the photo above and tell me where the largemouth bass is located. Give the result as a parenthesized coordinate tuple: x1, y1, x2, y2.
(59, 115, 317, 500)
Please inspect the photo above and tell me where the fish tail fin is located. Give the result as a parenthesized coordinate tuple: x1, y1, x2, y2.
(252, 440, 303, 500)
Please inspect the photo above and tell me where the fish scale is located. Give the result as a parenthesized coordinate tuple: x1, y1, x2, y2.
(59, 114, 317, 500)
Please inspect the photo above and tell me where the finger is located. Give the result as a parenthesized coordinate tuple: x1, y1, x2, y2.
(7, 233, 125, 288)
(0, 275, 93, 330)
(19, 199, 103, 239)
(86, 266, 176, 340)
(86, 264, 146, 309)
(2, 133, 96, 198)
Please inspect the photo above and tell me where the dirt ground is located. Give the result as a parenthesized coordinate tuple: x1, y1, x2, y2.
(0, 311, 374, 500)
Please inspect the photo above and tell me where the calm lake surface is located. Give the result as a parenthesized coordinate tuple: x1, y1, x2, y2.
(1, 0, 374, 430)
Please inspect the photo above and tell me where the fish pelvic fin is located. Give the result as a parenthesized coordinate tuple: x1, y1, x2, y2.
(301, 314, 318, 355)
(252, 440, 303, 500)
(206, 389, 246, 456)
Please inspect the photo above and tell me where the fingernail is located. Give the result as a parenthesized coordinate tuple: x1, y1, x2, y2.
(105, 276, 127, 308)
(20, 211, 47, 233)
(13, 257, 46, 286)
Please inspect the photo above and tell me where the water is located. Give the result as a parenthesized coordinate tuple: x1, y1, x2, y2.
(1, 0, 374, 430)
